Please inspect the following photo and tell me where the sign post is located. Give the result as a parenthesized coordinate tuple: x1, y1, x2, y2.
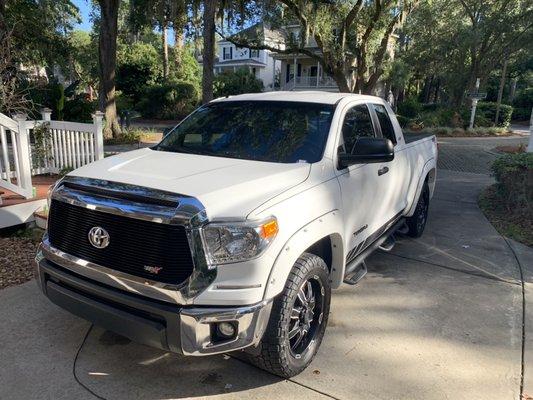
(467, 79, 487, 130)
(527, 108, 533, 153)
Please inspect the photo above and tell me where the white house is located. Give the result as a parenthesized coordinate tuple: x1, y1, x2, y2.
(214, 23, 284, 91)
(273, 25, 398, 94)
(214, 23, 397, 95)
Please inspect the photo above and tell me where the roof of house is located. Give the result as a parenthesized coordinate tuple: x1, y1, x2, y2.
(215, 59, 267, 67)
(213, 91, 381, 105)
(220, 22, 285, 45)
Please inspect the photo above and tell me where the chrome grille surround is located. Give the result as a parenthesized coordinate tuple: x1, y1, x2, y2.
(41, 176, 214, 305)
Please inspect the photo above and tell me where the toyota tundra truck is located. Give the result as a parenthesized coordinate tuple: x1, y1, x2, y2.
(35, 92, 437, 378)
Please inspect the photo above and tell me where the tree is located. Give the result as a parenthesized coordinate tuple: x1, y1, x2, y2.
(401, 0, 533, 105)
(225, 0, 418, 94)
(98, 0, 121, 138)
(201, 0, 217, 103)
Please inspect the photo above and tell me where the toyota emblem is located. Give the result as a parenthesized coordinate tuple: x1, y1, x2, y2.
(88, 226, 110, 249)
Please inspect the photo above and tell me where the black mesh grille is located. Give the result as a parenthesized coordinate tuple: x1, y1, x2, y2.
(47, 199, 194, 285)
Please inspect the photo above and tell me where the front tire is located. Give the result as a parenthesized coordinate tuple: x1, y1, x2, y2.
(406, 182, 430, 238)
(244, 253, 331, 378)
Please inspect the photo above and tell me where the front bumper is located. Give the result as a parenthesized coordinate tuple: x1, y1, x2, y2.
(35, 255, 272, 356)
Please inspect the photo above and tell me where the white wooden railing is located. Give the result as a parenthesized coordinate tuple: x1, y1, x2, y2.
(0, 109, 104, 200)
(283, 76, 338, 90)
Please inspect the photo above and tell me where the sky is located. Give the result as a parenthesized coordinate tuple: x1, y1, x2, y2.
(72, 0, 93, 32)
(71, 0, 176, 45)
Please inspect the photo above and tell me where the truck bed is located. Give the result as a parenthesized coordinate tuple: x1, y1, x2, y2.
(404, 132, 434, 144)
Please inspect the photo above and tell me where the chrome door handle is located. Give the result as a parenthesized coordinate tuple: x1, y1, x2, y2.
(378, 166, 389, 176)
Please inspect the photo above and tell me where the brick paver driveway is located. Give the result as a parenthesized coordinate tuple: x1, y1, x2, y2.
(437, 135, 528, 174)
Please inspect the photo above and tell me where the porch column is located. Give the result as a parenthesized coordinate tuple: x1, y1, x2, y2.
(13, 113, 33, 199)
(316, 61, 320, 88)
(272, 59, 276, 90)
(293, 56, 297, 81)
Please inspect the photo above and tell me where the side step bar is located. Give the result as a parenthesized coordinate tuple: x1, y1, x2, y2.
(343, 218, 405, 285)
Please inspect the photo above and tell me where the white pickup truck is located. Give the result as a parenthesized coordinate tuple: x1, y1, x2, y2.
(36, 92, 437, 377)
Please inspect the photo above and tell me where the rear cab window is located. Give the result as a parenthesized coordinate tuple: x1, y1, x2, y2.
(372, 104, 397, 145)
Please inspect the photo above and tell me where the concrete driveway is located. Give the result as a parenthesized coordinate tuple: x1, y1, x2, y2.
(1, 168, 531, 400)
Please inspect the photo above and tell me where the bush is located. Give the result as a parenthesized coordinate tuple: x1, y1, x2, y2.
(512, 87, 533, 121)
(489, 153, 533, 233)
(476, 101, 513, 127)
(213, 69, 263, 98)
(63, 94, 96, 123)
(397, 97, 422, 118)
(136, 82, 199, 120)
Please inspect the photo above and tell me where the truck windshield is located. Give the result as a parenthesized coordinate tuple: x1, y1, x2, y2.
(155, 101, 335, 163)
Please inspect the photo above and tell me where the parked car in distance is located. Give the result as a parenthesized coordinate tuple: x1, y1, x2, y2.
(36, 91, 437, 377)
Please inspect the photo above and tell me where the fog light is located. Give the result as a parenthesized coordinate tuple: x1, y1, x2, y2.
(217, 322, 236, 338)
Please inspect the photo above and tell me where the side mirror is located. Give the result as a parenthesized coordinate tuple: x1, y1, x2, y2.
(338, 137, 394, 169)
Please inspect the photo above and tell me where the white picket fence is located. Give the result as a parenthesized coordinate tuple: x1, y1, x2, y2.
(0, 109, 104, 199)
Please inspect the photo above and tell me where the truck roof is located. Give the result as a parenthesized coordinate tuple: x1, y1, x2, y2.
(213, 91, 381, 105)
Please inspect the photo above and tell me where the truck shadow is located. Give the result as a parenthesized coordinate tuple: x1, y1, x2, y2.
(75, 326, 285, 399)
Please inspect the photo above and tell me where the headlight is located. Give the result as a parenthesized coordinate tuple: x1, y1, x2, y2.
(201, 217, 278, 266)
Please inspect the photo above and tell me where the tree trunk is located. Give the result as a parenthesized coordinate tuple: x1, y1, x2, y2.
(494, 59, 508, 125)
(201, 0, 217, 104)
(162, 20, 169, 79)
(174, 25, 184, 66)
(97, 0, 121, 139)
(509, 77, 518, 103)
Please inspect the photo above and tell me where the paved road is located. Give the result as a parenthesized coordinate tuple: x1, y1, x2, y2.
(1, 167, 531, 400)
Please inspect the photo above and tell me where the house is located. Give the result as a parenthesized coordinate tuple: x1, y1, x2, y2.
(273, 25, 398, 94)
(214, 24, 284, 91)
(215, 23, 397, 95)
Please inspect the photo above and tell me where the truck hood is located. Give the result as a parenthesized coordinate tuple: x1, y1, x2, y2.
(69, 148, 310, 219)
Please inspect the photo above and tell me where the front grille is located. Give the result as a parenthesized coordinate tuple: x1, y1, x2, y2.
(47, 199, 194, 285)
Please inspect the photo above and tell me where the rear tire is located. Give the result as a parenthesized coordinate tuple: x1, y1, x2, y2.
(243, 253, 331, 378)
(406, 182, 430, 238)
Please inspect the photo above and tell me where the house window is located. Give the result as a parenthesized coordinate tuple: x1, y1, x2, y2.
(250, 49, 259, 58)
(223, 47, 233, 60)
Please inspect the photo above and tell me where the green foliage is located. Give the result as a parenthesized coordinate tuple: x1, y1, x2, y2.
(68, 30, 99, 88)
(31, 123, 53, 168)
(104, 128, 143, 145)
(170, 47, 202, 88)
(490, 153, 533, 235)
(477, 102, 514, 127)
(513, 87, 533, 109)
(213, 69, 263, 98)
(63, 95, 96, 123)
(50, 83, 65, 120)
(404, 126, 509, 137)
(397, 98, 422, 118)
(136, 82, 199, 120)
(117, 42, 162, 103)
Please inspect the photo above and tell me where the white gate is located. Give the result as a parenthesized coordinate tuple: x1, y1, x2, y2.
(0, 109, 104, 200)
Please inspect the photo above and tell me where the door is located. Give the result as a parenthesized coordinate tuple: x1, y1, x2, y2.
(335, 103, 384, 261)
(370, 103, 409, 224)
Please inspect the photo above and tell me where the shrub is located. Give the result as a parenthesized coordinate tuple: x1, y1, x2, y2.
(397, 97, 422, 118)
(63, 94, 96, 123)
(477, 101, 513, 127)
(491, 153, 533, 215)
(136, 82, 199, 120)
(213, 69, 263, 98)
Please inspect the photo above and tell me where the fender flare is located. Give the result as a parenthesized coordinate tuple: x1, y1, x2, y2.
(262, 210, 345, 300)
(405, 158, 437, 217)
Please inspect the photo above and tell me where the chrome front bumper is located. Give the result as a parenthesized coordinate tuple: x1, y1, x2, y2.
(35, 254, 272, 356)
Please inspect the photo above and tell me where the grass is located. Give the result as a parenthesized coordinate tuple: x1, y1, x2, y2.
(479, 185, 533, 247)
